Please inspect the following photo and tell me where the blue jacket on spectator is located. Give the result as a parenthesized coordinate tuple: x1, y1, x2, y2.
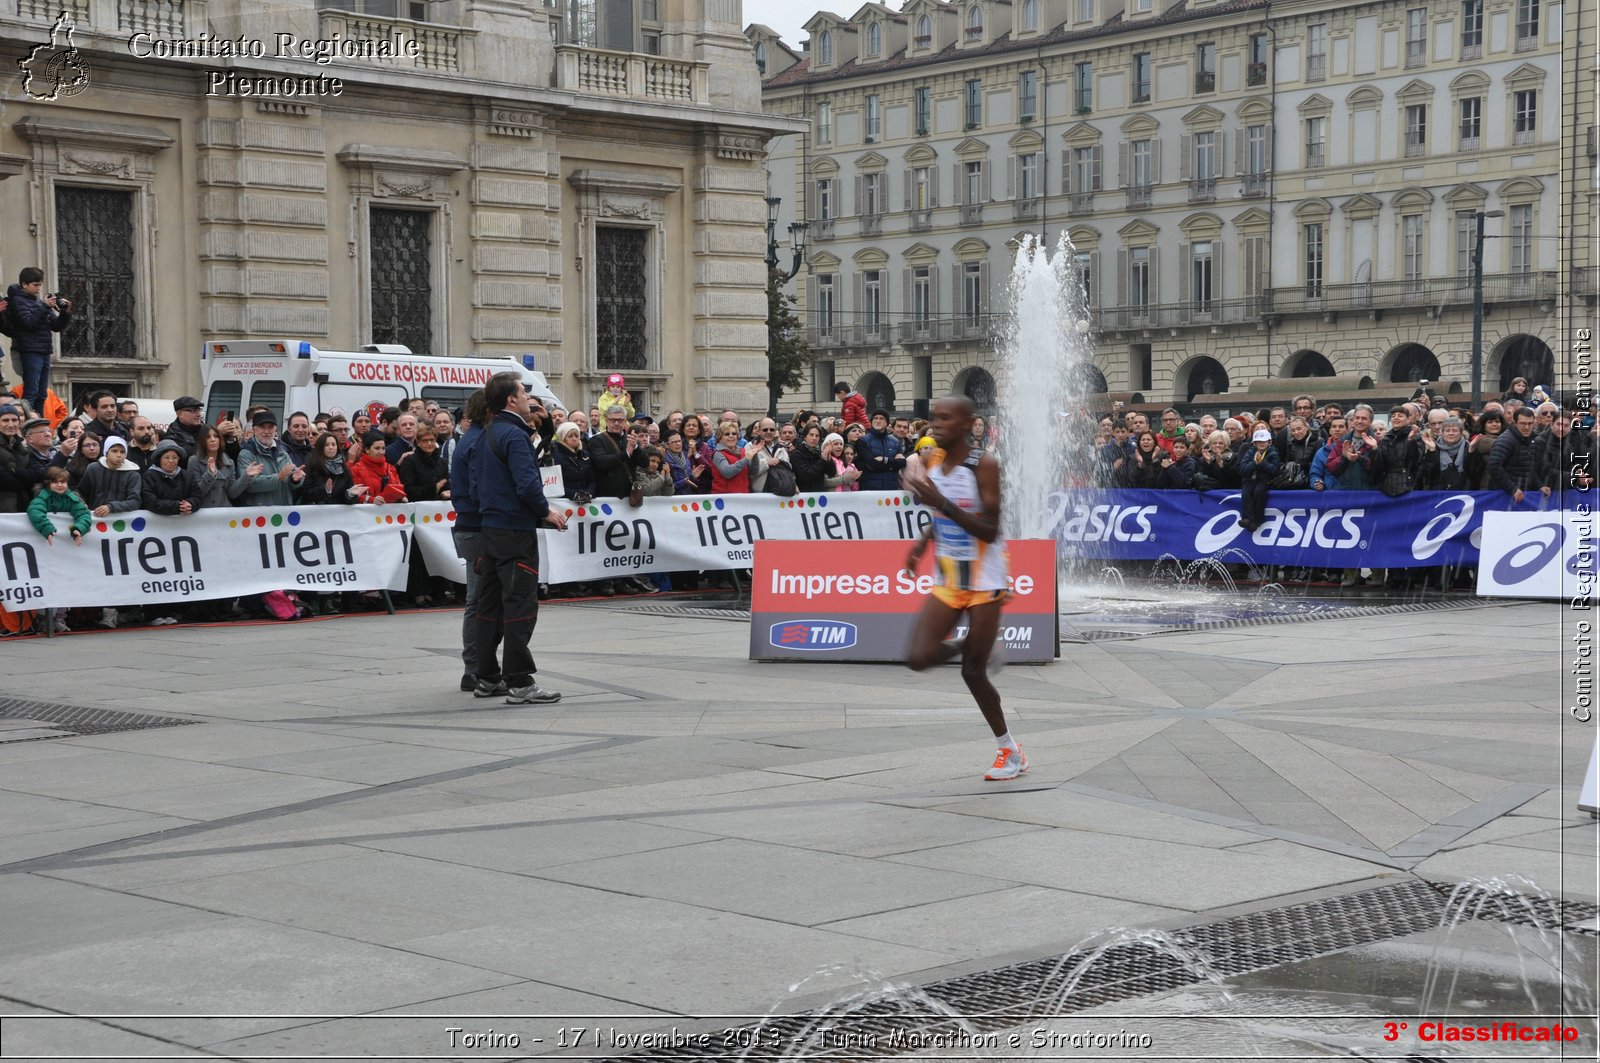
(857, 426, 907, 490)
(1309, 440, 1341, 491)
(474, 410, 551, 532)
(451, 422, 483, 533)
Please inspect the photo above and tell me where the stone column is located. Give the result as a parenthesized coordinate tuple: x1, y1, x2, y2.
(195, 99, 332, 339)
(690, 130, 770, 415)
(469, 109, 564, 376)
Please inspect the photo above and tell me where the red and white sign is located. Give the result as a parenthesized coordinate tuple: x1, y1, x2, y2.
(750, 539, 1059, 662)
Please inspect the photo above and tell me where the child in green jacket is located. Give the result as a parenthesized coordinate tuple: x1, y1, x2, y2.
(27, 466, 92, 544)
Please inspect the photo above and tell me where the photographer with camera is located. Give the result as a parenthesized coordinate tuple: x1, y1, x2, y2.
(1, 268, 73, 417)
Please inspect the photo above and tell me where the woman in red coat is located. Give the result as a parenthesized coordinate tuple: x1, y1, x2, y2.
(709, 420, 758, 494)
(348, 431, 407, 504)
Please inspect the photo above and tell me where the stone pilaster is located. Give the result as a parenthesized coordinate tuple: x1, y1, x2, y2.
(195, 99, 331, 338)
(690, 130, 770, 414)
(469, 109, 563, 375)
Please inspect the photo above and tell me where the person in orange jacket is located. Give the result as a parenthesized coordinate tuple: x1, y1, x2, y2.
(347, 431, 407, 504)
(9, 383, 68, 429)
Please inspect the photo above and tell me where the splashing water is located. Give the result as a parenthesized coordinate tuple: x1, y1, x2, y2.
(1423, 876, 1598, 1020)
(995, 233, 1095, 551)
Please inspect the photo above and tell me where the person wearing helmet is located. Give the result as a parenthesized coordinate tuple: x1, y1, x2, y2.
(597, 373, 636, 422)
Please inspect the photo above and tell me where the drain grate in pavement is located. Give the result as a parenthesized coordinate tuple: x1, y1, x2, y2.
(0, 698, 199, 743)
(603, 879, 1595, 1062)
(561, 599, 753, 622)
(1063, 598, 1498, 642)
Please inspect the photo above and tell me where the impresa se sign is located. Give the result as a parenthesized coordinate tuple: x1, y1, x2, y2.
(749, 539, 1059, 663)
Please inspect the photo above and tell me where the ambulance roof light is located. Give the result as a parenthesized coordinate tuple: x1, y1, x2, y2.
(522, 355, 536, 370)
(298, 342, 313, 358)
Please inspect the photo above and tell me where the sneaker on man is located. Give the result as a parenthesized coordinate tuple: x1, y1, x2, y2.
(51, 614, 70, 634)
(505, 681, 561, 705)
(983, 746, 1029, 781)
(473, 678, 509, 698)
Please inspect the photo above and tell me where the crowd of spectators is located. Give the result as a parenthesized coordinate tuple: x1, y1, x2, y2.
(0, 368, 1591, 633)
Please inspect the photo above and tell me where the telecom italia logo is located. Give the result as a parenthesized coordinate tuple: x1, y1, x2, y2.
(770, 620, 858, 651)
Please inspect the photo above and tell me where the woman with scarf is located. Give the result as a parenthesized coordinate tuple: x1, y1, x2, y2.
(1416, 416, 1483, 588)
(789, 424, 831, 493)
(1468, 410, 1505, 488)
(63, 432, 100, 491)
(190, 424, 252, 509)
(1118, 430, 1164, 489)
(294, 431, 357, 506)
(348, 431, 407, 504)
(678, 414, 713, 492)
(659, 428, 696, 495)
(553, 421, 594, 502)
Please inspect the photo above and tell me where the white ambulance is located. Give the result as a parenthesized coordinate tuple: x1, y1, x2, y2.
(199, 340, 565, 422)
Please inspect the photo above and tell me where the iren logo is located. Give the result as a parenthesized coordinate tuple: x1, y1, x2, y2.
(770, 620, 858, 651)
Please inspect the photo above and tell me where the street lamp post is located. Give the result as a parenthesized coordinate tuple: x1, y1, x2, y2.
(1470, 209, 1503, 409)
(765, 196, 806, 281)
(764, 197, 808, 416)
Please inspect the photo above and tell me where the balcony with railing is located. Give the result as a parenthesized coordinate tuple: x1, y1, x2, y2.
(18, 0, 196, 35)
(1247, 62, 1267, 85)
(1124, 185, 1152, 210)
(1405, 40, 1425, 66)
(909, 209, 933, 232)
(1264, 271, 1557, 315)
(1240, 172, 1267, 197)
(810, 218, 835, 241)
(1014, 197, 1042, 220)
(1574, 266, 1597, 304)
(859, 213, 882, 236)
(1068, 192, 1094, 214)
(895, 318, 989, 344)
(1306, 54, 1326, 81)
(1188, 176, 1216, 203)
(318, 10, 471, 73)
(843, 322, 891, 347)
(959, 203, 984, 225)
(555, 45, 709, 105)
(1094, 297, 1262, 331)
(1194, 70, 1215, 93)
(1404, 132, 1426, 157)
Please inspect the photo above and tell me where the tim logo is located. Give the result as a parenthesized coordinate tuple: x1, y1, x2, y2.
(770, 619, 857, 651)
(20, 12, 91, 101)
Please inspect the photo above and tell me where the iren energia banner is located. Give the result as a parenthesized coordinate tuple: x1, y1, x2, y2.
(2, 488, 1586, 609)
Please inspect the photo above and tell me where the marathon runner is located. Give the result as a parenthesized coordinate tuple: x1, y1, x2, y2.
(902, 395, 1025, 781)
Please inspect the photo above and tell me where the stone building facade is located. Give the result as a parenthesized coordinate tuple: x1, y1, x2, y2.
(754, 0, 1588, 417)
(0, 0, 796, 416)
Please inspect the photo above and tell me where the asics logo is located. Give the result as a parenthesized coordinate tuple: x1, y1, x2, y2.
(1491, 523, 1565, 587)
(1195, 496, 1365, 553)
(1411, 494, 1476, 561)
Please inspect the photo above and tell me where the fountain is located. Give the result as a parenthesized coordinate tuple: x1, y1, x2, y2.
(988, 233, 1460, 636)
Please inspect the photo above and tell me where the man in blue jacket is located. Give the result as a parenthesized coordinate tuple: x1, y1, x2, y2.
(451, 389, 488, 693)
(472, 372, 569, 705)
(2, 267, 72, 415)
(858, 409, 908, 490)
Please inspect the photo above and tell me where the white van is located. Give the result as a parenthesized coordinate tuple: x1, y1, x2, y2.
(199, 341, 565, 423)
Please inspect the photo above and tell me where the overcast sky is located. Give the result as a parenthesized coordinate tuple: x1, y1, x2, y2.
(743, 0, 830, 49)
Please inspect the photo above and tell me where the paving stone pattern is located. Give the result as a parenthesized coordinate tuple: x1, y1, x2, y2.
(0, 599, 1591, 1060)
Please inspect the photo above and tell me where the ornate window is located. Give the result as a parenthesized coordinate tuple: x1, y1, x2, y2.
(369, 208, 434, 354)
(55, 187, 135, 361)
(1022, 0, 1039, 30)
(594, 227, 648, 371)
(914, 14, 932, 48)
(818, 30, 834, 65)
(867, 21, 882, 55)
(965, 4, 983, 40)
